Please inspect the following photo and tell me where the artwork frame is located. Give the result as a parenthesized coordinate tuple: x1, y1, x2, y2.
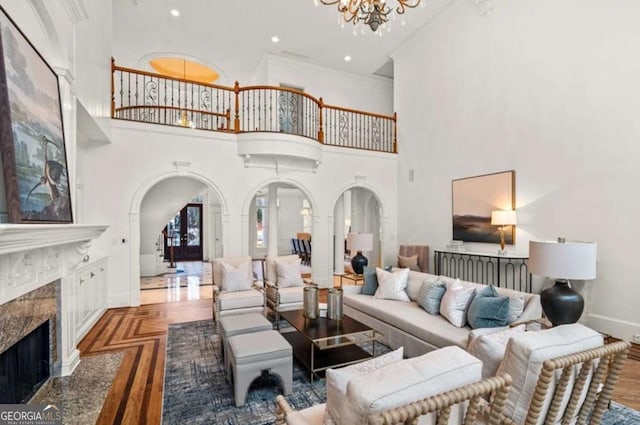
(0, 5, 73, 224)
(452, 170, 515, 245)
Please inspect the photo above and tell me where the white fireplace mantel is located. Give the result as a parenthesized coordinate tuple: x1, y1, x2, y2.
(0, 224, 108, 306)
(0, 224, 108, 256)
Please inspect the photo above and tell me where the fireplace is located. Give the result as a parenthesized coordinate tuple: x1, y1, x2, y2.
(0, 320, 50, 403)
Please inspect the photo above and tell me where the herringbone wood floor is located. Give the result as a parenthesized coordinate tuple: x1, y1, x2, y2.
(79, 295, 640, 424)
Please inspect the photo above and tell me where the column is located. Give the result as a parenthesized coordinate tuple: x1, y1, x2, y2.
(268, 184, 279, 258)
(334, 194, 345, 274)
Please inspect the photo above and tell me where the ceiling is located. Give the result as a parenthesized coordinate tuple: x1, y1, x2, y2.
(112, 0, 455, 86)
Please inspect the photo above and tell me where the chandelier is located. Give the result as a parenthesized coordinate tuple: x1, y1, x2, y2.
(316, 0, 423, 33)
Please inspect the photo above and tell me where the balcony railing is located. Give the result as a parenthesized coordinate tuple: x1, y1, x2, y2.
(111, 59, 397, 153)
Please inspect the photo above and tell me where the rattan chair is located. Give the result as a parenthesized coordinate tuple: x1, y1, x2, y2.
(275, 374, 513, 425)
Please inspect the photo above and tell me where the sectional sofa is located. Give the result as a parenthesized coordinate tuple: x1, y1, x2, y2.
(342, 269, 542, 358)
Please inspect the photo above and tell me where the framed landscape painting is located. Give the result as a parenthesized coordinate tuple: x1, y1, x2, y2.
(452, 170, 515, 244)
(0, 6, 72, 223)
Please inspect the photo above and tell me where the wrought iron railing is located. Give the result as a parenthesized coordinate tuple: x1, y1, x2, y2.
(111, 59, 397, 153)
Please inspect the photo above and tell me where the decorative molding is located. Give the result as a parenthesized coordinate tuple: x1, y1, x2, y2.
(0, 224, 107, 256)
(60, 0, 89, 24)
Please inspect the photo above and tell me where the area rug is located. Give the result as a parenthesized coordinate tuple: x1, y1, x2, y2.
(141, 262, 213, 290)
(162, 320, 640, 425)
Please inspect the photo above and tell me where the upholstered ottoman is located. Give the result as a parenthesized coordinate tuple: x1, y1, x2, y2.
(219, 313, 273, 374)
(227, 330, 292, 407)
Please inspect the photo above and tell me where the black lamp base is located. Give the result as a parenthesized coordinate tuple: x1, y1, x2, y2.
(540, 280, 584, 327)
(350, 251, 368, 275)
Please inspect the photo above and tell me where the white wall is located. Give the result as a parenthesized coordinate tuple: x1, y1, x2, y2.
(277, 187, 306, 256)
(257, 54, 394, 115)
(79, 120, 398, 306)
(393, 0, 640, 340)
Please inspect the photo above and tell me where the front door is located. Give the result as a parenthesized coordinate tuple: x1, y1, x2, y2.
(164, 203, 203, 262)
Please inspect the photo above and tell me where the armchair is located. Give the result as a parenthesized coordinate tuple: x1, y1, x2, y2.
(488, 323, 630, 425)
(264, 254, 314, 325)
(212, 257, 266, 330)
(275, 345, 513, 425)
(398, 244, 429, 272)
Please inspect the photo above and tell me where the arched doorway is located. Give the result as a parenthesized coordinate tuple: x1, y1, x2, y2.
(333, 187, 383, 275)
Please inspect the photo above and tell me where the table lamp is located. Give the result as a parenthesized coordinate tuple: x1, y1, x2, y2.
(347, 233, 373, 275)
(491, 210, 517, 254)
(528, 239, 597, 326)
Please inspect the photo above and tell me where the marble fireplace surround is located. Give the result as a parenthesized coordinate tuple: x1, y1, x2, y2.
(0, 224, 107, 376)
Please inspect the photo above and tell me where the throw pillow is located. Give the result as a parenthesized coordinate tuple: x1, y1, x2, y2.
(439, 279, 476, 327)
(397, 254, 420, 272)
(508, 295, 525, 323)
(324, 347, 404, 424)
(373, 268, 411, 302)
(275, 257, 303, 287)
(220, 259, 253, 292)
(416, 280, 446, 315)
(466, 285, 510, 329)
(467, 324, 526, 378)
(362, 265, 391, 296)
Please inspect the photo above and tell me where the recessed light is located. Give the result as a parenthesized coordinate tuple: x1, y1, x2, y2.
(344, 55, 352, 62)
(170, 9, 180, 17)
(271, 36, 280, 43)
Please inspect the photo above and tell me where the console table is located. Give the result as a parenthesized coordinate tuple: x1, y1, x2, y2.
(433, 248, 531, 293)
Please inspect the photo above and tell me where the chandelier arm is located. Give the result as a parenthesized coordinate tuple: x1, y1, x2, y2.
(396, 0, 422, 14)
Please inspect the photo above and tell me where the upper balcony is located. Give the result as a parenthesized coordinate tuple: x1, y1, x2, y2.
(111, 59, 397, 156)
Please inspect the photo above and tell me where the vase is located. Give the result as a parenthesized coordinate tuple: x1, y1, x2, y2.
(327, 288, 343, 320)
(303, 286, 319, 319)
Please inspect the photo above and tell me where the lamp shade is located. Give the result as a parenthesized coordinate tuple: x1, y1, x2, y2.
(491, 210, 517, 226)
(528, 240, 597, 280)
(346, 233, 373, 252)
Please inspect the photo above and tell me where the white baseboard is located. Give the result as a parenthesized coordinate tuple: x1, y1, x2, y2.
(587, 313, 640, 341)
(59, 348, 81, 376)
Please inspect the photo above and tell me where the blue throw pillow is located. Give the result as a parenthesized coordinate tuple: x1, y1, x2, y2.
(466, 285, 510, 329)
(362, 266, 391, 295)
(417, 280, 446, 315)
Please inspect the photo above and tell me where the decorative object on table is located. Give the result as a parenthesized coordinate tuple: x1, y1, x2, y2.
(445, 240, 466, 252)
(347, 233, 373, 275)
(315, 0, 423, 33)
(528, 238, 597, 326)
(452, 170, 514, 244)
(0, 6, 73, 223)
(303, 286, 319, 319)
(491, 209, 517, 255)
(327, 288, 343, 320)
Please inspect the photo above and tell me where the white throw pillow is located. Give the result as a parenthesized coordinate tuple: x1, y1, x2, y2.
(220, 259, 253, 292)
(275, 257, 303, 287)
(508, 295, 525, 323)
(373, 268, 410, 302)
(323, 347, 403, 424)
(467, 324, 526, 378)
(439, 279, 476, 327)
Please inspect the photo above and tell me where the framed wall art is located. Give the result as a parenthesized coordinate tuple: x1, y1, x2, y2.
(452, 170, 515, 244)
(0, 5, 73, 223)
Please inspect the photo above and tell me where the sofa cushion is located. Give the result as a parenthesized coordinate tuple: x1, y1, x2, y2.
(467, 324, 525, 378)
(213, 256, 252, 288)
(466, 285, 510, 329)
(324, 347, 403, 424)
(440, 279, 476, 327)
(341, 346, 482, 425)
(265, 254, 299, 284)
(405, 270, 438, 301)
(218, 288, 264, 310)
(416, 280, 446, 315)
(508, 294, 525, 323)
(344, 294, 471, 348)
(362, 265, 391, 296)
(374, 268, 410, 302)
(397, 254, 420, 271)
(496, 323, 603, 425)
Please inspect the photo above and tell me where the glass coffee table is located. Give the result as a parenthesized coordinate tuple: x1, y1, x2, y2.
(279, 309, 378, 383)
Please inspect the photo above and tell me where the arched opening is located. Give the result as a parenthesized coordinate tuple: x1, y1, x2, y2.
(129, 172, 226, 306)
(333, 187, 383, 276)
(247, 182, 314, 277)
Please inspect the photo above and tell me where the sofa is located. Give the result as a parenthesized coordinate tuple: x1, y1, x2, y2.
(342, 269, 542, 358)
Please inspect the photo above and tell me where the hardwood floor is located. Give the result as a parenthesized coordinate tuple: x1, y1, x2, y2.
(77, 300, 212, 425)
(79, 289, 640, 424)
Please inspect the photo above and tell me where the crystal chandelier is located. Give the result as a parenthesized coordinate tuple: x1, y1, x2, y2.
(316, 0, 423, 33)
